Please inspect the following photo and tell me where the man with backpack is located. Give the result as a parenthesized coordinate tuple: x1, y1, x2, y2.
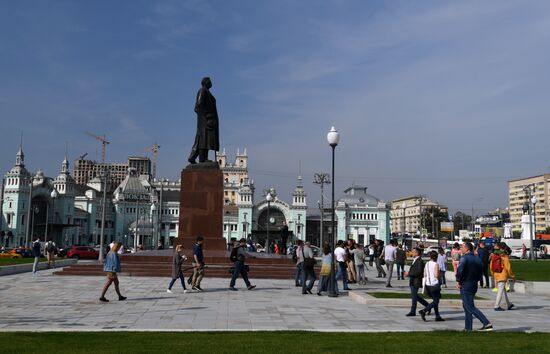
(45, 241, 57, 269)
(299, 241, 316, 294)
(229, 238, 256, 291)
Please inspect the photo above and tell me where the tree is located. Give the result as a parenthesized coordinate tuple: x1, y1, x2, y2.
(422, 206, 449, 238)
(452, 211, 472, 232)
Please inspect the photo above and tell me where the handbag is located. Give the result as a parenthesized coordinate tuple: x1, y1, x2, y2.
(379, 258, 386, 266)
(302, 247, 316, 270)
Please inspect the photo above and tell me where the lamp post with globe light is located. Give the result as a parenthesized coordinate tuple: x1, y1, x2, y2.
(45, 189, 58, 242)
(327, 126, 339, 298)
(265, 192, 273, 254)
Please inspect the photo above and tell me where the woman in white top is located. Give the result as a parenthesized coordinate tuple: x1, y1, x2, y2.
(419, 251, 444, 322)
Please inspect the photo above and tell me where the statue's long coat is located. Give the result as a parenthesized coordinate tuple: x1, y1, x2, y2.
(192, 87, 220, 151)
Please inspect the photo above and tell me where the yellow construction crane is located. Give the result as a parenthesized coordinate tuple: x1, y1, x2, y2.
(145, 142, 160, 178)
(85, 132, 110, 162)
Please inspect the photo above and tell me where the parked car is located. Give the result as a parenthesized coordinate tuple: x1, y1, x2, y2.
(509, 247, 541, 260)
(11, 248, 33, 258)
(67, 246, 99, 260)
(0, 250, 22, 259)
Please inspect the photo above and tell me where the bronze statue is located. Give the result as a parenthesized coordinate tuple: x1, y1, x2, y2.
(188, 77, 220, 164)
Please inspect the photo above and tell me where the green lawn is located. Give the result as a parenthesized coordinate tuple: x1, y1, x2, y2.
(1, 332, 550, 353)
(0, 258, 44, 266)
(368, 291, 485, 300)
(510, 260, 550, 281)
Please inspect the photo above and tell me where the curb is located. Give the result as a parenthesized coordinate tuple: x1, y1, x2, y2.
(349, 291, 494, 308)
(0, 259, 78, 276)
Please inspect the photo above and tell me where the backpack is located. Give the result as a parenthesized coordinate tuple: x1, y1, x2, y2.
(229, 246, 239, 262)
(452, 251, 460, 261)
(292, 247, 298, 263)
(490, 254, 503, 273)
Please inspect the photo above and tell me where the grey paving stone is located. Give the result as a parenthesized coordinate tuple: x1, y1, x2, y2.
(1, 267, 549, 332)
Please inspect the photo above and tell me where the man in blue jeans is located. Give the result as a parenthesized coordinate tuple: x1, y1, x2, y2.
(334, 240, 351, 291)
(457, 241, 493, 331)
(229, 238, 256, 291)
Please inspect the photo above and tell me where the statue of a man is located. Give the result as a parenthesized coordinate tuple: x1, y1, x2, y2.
(188, 77, 220, 164)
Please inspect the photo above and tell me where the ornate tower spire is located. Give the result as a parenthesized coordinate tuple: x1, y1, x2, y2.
(15, 133, 25, 167)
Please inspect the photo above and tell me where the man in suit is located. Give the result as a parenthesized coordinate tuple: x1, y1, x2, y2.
(457, 241, 493, 331)
(405, 247, 429, 316)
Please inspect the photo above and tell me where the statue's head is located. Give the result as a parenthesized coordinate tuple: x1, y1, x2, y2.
(201, 77, 212, 89)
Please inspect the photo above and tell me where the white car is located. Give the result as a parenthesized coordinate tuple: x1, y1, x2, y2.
(509, 248, 538, 259)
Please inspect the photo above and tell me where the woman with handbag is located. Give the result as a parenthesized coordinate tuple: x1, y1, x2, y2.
(167, 244, 188, 294)
(419, 251, 445, 322)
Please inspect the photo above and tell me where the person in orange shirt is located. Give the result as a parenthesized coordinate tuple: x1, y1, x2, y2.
(490, 242, 515, 311)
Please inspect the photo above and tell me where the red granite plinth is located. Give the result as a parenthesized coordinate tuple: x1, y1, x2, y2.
(175, 163, 227, 251)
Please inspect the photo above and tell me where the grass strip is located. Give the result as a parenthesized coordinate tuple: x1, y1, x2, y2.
(1, 331, 549, 354)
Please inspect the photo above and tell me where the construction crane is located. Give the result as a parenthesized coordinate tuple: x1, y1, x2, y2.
(78, 153, 88, 160)
(145, 143, 160, 179)
(85, 132, 110, 162)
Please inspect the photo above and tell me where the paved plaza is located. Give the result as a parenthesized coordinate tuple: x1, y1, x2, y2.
(1, 265, 549, 332)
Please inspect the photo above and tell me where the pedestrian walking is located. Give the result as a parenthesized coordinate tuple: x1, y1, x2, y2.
(32, 238, 41, 275)
(476, 241, 491, 288)
(191, 236, 206, 292)
(353, 244, 367, 284)
(491, 242, 515, 311)
(334, 240, 351, 291)
(299, 241, 317, 294)
(419, 251, 445, 322)
(294, 240, 304, 287)
(437, 247, 447, 288)
(229, 238, 256, 291)
(457, 241, 493, 331)
(451, 242, 461, 275)
(346, 240, 357, 284)
(395, 244, 406, 280)
(405, 247, 430, 317)
(317, 244, 333, 295)
(368, 242, 375, 267)
(381, 239, 397, 287)
(99, 242, 127, 302)
(45, 241, 57, 269)
(374, 239, 387, 278)
(167, 245, 188, 294)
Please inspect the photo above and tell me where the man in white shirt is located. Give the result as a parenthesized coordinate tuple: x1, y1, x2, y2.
(381, 239, 397, 288)
(334, 240, 351, 291)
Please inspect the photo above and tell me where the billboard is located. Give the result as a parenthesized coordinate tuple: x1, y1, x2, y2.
(440, 222, 454, 233)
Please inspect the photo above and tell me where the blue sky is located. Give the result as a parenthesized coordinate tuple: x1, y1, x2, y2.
(1, 0, 550, 215)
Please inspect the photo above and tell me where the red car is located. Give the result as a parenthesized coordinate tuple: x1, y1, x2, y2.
(67, 246, 99, 260)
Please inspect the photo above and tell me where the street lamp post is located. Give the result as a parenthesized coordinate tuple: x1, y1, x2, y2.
(45, 189, 58, 242)
(313, 173, 331, 247)
(531, 196, 538, 262)
(403, 203, 407, 235)
(151, 202, 157, 250)
(327, 126, 339, 298)
(265, 192, 272, 254)
(471, 197, 483, 234)
(99, 170, 108, 262)
(24, 176, 34, 247)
